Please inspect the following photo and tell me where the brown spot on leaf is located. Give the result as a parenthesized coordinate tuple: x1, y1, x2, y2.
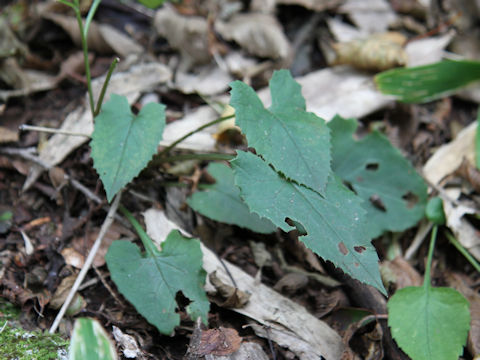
(354, 246, 366, 253)
(338, 242, 348, 255)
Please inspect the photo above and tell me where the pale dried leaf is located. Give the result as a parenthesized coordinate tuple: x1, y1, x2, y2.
(339, 0, 397, 34)
(423, 121, 476, 185)
(112, 326, 145, 359)
(0, 126, 19, 143)
(215, 13, 291, 61)
(405, 31, 454, 67)
(174, 65, 233, 96)
(154, 5, 211, 68)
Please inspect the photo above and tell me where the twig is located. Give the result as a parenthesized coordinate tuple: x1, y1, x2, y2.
(405, 220, 433, 261)
(18, 125, 90, 138)
(49, 192, 122, 333)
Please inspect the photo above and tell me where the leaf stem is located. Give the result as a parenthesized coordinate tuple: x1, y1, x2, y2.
(423, 225, 438, 288)
(119, 205, 159, 257)
(445, 231, 480, 273)
(94, 57, 119, 116)
(158, 114, 234, 157)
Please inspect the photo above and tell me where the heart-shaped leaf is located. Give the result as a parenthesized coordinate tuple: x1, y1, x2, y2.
(91, 94, 165, 202)
(105, 230, 209, 335)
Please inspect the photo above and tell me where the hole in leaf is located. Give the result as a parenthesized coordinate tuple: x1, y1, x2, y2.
(343, 181, 357, 194)
(338, 242, 348, 255)
(402, 192, 419, 208)
(354, 246, 366, 253)
(369, 194, 386, 212)
(365, 163, 379, 171)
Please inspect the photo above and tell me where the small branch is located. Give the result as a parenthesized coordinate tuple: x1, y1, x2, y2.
(49, 192, 122, 333)
(19, 124, 91, 138)
(158, 114, 234, 157)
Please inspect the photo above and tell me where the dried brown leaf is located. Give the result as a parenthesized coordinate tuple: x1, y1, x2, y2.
(195, 327, 242, 356)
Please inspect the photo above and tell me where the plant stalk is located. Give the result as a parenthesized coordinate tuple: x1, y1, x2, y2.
(423, 225, 438, 288)
(94, 57, 119, 116)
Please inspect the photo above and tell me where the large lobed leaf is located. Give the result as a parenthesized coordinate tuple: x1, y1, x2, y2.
(187, 162, 276, 233)
(375, 60, 480, 103)
(231, 151, 385, 294)
(105, 230, 209, 335)
(329, 115, 427, 238)
(230, 70, 331, 194)
(91, 94, 165, 202)
(388, 285, 470, 360)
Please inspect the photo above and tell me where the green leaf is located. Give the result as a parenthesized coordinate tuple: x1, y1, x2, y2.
(375, 60, 480, 103)
(230, 70, 331, 193)
(187, 162, 277, 233)
(69, 318, 117, 360)
(231, 151, 385, 294)
(136, 0, 165, 8)
(425, 197, 446, 225)
(329, 115, 427, 238)
(105, 230, 209, 335)
(388, 286, 470, 360)
(90, 94, 165, 202)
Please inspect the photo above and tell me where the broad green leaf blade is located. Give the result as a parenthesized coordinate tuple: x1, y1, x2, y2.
(375, 60, 480, 103)
(231, 151, 385, 294)
(187, 163, 277, 233)
(105, 230, 209, 335)
(91, 94, 165, 202)
(230, 70, 331, 193)
(329, 116, 427, 238)
(388, 286, 470, 360)
(69, 318, 117, 360)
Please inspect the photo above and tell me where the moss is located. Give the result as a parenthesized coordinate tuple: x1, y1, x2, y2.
(0, 299, 69, 360)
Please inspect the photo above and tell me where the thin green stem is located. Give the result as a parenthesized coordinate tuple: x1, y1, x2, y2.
(445, 231, 480, 273)
(73, 6, 95, 116)
(84, 0, 102, 39)
(94, 57, 119, 116)
(423, 225, 438, 288)
(157, 153, 235, 163)
(119, 205, 159, 257)
(158, 114, 235, 157)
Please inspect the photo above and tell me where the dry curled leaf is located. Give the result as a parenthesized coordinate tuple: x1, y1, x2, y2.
(333, 32, 407, 72)
(209, 271, 250, 308)
(195, 327, 242, 356)
(216, 13, 291, 61)
(455, 157, 480, 193)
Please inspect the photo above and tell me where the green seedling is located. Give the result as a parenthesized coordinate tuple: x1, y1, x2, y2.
(388, 226, 470, 360)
